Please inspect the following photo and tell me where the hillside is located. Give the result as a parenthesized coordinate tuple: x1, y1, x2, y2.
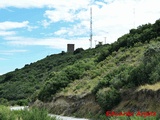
(0, 19, 160, 119)
(0, 42, 108, 105)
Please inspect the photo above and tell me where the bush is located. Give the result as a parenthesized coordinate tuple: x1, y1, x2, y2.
(92, 78, 110, 94)
(93, 65, 133, 94)
(96, 50, 110, 62)
(64, 66, 83, 80)
(0, 106, 59, 120)
(0, 105, 16, 120)
(149, 63, 160, 84)
(38, 74, 69, 101)
(128, 45, 160, 86)
(0, 98, 9, 106)
(128, 64, 147, 86)
(74, 48, 84, 54)
(96, 88, 121, 112)
(16, 99, 28, 106)
(20, 108, 58, 120)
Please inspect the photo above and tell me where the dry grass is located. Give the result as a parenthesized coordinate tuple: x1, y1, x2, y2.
(137, 82, 160, 91)
(58, 78, 99, 96)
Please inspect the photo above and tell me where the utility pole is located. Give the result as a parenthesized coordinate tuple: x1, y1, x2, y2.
(95, 40, 97, 47)
(104, 37, 106, 44)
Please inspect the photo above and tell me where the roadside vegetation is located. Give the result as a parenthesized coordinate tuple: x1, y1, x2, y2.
(92, 115, 159, 120)
(0, 105, 59, 120)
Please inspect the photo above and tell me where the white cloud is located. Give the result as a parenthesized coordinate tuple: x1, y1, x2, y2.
(73, 0, 160, 43)
(0, 49, 28, 55)
(0, 21, 29, 30)
(0, 0, 89, 9)
(42, 0, 90, 23)
(44, 10, 76, 23)
(54, 28, 68, 36)
(54, 22, 89, 37)
(4, 36, 90, 51)
(43, 1, 89, 23)
(0, 0, 50, 8)
(0, 21, 37, 37)
(41, 20, 52, 28)
(104, 0, 115, 4)
(1, 0, 160, 49)
(43, 0, 159, 45)
(0, 31, 16, 36)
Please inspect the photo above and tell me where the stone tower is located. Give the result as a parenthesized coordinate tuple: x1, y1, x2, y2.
(67, 44, 74, 52)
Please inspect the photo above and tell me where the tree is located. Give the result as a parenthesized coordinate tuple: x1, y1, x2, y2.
(73, 48, 84, 54)
(96, 42, 103, 48)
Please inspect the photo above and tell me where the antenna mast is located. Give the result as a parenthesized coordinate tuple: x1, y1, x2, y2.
(90, 6, 92, 48)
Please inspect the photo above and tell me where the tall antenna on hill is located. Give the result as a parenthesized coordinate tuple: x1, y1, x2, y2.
(89, 6, 93, 48)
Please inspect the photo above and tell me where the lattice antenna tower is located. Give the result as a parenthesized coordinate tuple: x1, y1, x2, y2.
(89, 1, 93, 48)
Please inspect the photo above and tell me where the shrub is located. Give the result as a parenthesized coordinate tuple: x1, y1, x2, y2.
(96, 88, 121, 112)
(0, 105, 16, 120)
(64, 66, 83, 80)
(74, 48, 84, 54)
(128, 64, 146, 86)
(96, 50, 110, 62)
(0, 106, 59, 120)
(20, 108, 58, 120)
(93, 65, 133, 94)
(16, 99, 28, 106)
(0, 98, 9, 106)
(149, 63, 160, 84)
(92, 78, 110, 94)
(128, 45, 160, 86)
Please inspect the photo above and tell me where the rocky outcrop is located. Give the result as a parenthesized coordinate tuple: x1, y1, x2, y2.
(33, 93, 102, 117)
(114, 89, 160, 115)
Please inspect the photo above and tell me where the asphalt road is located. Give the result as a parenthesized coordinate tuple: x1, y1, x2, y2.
(49, 114, 89, 120)
(10, 106, 89, 120)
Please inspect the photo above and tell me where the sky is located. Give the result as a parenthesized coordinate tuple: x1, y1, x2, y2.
(0, 0, 160, 75)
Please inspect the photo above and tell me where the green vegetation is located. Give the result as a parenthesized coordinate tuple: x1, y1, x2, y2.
(0, 105, 59, 120)
(74, 112, 159, 120)
(0, 105, 16, 120)
(38, 59, 95, 101)
(0, 19, 160, 119)
(129, 44, 160, 86)
(96, 115, 158, 120)
(96, 88, 121, 112)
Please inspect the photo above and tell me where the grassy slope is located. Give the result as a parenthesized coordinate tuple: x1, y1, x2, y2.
(58, 43, 145, 96)
(58, 40, 159, 96)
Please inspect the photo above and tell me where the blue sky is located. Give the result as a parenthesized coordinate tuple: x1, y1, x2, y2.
(0, 0, 160, 75)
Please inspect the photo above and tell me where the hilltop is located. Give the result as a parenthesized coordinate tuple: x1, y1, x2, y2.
(0, 19, 160, 119)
